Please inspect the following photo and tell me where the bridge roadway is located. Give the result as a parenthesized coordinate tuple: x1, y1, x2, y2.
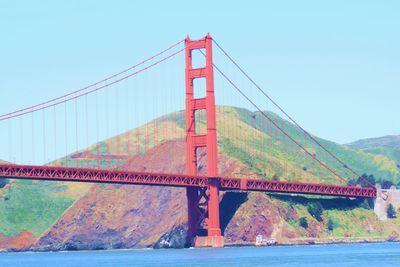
(0, 164, 376, 198)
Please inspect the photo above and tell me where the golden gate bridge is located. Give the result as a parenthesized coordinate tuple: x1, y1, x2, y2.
(0, 34, 376, 248)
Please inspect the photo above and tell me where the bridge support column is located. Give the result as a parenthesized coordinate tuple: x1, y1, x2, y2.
(186, 181, 223, 248)
(194, 178, 224, 248)
(207, 178, 221, 237)
(185, 34, 223, 248)
(186, 187, 201, 244)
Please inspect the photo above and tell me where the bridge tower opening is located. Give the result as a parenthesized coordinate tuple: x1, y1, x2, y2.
(185, 34, 224, 248)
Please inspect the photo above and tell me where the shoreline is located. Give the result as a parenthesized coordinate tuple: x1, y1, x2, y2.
(1, 239, 399, 253)
(225, 238, 400, 248)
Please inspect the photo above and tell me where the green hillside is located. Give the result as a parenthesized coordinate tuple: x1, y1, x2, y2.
(216, 107, 399, 185)
(0, 180, 74, 236)
(347, 135, 400, 170)
(54, 106, 400, 187)
(0, 106, 399, 243)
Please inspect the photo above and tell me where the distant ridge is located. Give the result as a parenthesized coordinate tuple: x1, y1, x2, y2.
(347, 135, 400, 150)
(346, 135, 400, 164)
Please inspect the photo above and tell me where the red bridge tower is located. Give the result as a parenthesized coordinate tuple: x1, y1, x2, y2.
(185, 34, 223, 247)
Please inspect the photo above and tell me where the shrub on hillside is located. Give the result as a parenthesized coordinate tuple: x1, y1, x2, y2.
(307, 202, 324, 222)
(357, 174, 376, 187)
(387, 204, 396, 219)
(348, 179, 356, 186)
(381, 180, 394, 189)
(327, 218, 334, 231)
(299, 217, 308, 228)
(360, 198, 373, 210)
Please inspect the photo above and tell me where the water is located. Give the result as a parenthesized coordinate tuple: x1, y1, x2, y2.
(0, 242, 399, 267)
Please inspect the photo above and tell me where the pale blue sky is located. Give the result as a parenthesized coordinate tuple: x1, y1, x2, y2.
(0, 0, 399, 152)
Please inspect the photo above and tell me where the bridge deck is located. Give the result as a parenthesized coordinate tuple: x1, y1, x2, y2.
(0, 164, 376, 198)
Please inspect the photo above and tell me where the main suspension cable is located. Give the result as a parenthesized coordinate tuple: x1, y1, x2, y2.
(212, 39, 374, 187)
(203, 49, 351, 186)
(0, 47, 186, 121)
(0, 39, 185, 119)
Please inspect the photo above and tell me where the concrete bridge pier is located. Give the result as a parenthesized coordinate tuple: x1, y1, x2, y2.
(374, 184, 400, 220)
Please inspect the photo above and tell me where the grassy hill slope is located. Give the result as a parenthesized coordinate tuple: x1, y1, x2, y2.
(347, 135, 400, 176)
(0, 107, 399, 250)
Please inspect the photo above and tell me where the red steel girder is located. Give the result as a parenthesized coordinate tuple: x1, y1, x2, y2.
(0, 164, 376, 198)
(219, 177, 376, 198)
(0, 164, 208, 188)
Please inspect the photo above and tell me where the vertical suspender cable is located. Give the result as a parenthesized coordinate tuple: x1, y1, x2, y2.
(32, 113, 35, 165)
(261, 113, 265, 178)
(290, 124, 296, 181)
(324, 150, 328, 184)
(64, 98, 68, 167)
(267, 113, 271, 179)
(312, 146, 316, 183)
(153, 68, 156, 153)
(134, 79, 139, 156)
(251, 114, 256, 175)
(42, 109, 46, 164)
(54, 106, 57, 164)
(281, 119, 287, 181)
(244, 114, 248, 173)
(8, 120, 11, 163)
(116, 83, 120, 167)
(273, 115, 279, 180)
(298, 142, 302, 182)
(303, 132, 308, 181)
(85, 94, 89, 168)
(144, 73, 147, 155)
(20, 116, 23, 164)
(318, 148, 323, 184)
(105, 80, 110, 169)
(96, 88, 100, 169)
(75, 98, 79, 167)
(125, 78, 130, 167)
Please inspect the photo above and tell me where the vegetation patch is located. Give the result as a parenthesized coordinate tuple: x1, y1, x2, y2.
(0, 182, 74, 237)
